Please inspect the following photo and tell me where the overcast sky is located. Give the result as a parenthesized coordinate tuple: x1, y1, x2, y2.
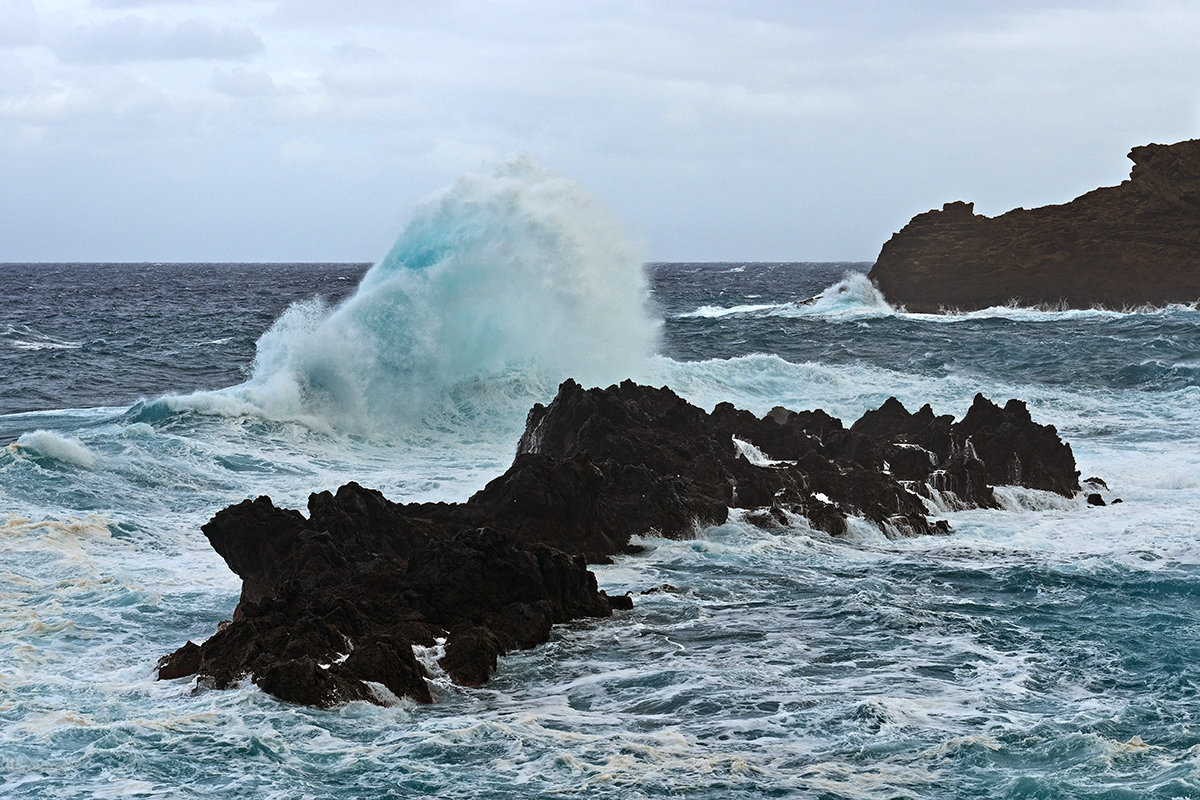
(2, 1, 1198, 262)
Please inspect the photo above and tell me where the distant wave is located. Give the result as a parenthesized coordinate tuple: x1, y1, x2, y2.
(3, 324, 83, 351)
(678, 303, 785, 319)
(677, 275, 1200, 324)
(1113, 360, 1200, 391)
(901, 300, 1200, 324)
(676, 273, 895, 320)
(790, 272, 895, 316)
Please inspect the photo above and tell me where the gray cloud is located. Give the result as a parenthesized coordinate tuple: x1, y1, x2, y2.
(91, 0, 223, 6)
(55, 15, 264, 63)
(2, 1, 1199, 262)
(0, 0, 38, 47)
(212, 66, 276, 97)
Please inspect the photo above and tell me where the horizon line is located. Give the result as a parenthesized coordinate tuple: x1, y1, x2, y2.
(0, 259, 874, 267)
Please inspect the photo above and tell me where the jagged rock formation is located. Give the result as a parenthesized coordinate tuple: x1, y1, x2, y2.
(868, 139, 1200, 312)
(158, 380, 1079, 707)
(158, 495, 621, 707)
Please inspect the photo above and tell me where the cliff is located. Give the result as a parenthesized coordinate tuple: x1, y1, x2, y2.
(868, 139, 1200, 312)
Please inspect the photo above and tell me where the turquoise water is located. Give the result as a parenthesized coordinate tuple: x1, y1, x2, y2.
(2, 165, 1200, 798)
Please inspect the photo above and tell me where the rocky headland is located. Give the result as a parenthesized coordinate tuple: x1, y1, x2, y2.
(159, 380, 1080, 707)
(868, 138, 1200, 312)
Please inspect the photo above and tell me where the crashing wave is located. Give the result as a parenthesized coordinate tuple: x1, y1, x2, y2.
(676, 273, 895, 320)
(10, 430, 98, 468)
(161, 157, 660, 434)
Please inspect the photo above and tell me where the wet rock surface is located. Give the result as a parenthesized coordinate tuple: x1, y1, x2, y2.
(868, 139, 1200, 312)
(159, 380, 1080, 707)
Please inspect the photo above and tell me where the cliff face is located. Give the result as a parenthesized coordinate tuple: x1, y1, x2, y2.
(868, 139, 1200, 312)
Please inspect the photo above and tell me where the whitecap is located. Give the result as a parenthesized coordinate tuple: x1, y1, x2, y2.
(676, 303, 786, 319)
(783, 272, 896, 318)
(10, 339, 83, 351)
(898, 299, 1200, 323)
(12, 430, 98, 468)
(676, 274, 896, 320)
(3, 323, 83, 350)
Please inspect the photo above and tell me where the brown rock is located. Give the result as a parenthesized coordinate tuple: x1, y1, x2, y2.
(868, 139, 1200, 312)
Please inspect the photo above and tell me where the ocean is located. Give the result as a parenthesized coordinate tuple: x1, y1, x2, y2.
(3, 166, 1200, 798)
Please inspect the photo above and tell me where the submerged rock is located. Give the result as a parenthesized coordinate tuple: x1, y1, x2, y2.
(160, 380, 1080, 707)
(868, 139, 1200, 311)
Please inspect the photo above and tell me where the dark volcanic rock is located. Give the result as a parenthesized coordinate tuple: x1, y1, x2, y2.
(160, 380, 1080, 708)
(955, 395, 1079, 496)
(868, 139, 1200, 311)
(850, 393, 1079, 509)
(155, 640, 200, 681)
(191, 493, 614, 707)
(439, 627, 502, 687)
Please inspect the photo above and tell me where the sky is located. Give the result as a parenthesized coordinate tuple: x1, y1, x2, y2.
(2, 0, 1198, 263)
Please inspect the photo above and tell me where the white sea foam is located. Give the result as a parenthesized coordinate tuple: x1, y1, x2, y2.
(677, 302, 785, 318)
(3, 324, 82, 351)
(3, 363, 1197, 797)
(649, 352, 989, 426)
(677, 273, 894, 320)
(901, 299, 1200, 322)
(711, 275, 1200, 324)
(991, 485, 1082, 512)
(12, 430, 98, 468)
(731, 436, 791, 467)
(412, 636, 453, 698)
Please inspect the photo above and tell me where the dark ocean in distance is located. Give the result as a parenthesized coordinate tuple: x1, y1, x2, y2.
(3, 246, 1200, 792)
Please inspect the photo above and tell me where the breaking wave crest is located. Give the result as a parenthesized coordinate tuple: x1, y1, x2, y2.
(797, 272, 895, 316)
(158, 158, 660, 434)
(677, 273, 894, 320)
(677, 272, 1200, 324)
(10, 430, 98, 468)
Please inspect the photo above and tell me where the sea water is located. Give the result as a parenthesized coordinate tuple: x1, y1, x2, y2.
(2, 162, 1200, 798)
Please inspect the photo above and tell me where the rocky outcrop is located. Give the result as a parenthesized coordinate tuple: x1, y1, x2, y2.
(848, 392, 1079, 509)
(868, 139, 1200, 312)
(158, 380, 1079, 707)
(168, 492, 619, 707)
(514, 379, 947, 540)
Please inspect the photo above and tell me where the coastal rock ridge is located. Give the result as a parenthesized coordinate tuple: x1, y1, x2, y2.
(867, 138, 1200, 312)
(158, 380, 1080, 707)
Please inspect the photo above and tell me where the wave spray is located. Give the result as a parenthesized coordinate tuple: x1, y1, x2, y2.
(199, 157, 660, 432)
